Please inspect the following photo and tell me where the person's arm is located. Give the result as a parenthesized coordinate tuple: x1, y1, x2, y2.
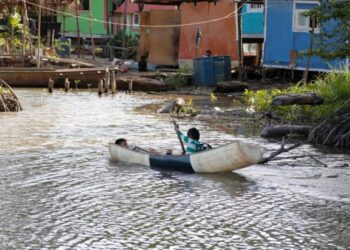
(177, 130, 189, 143)
(174, 123, 189, 143)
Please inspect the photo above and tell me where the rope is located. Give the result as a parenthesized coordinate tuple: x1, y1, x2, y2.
(22, 0, 256, 28)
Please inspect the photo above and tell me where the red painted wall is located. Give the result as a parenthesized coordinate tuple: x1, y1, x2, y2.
(178, 2, 238, 62)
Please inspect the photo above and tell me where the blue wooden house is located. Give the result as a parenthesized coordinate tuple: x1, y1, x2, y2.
(263, 0, 347, 72)
(241, 2, 264, 65)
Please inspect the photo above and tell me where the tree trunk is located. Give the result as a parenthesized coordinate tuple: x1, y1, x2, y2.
(271, 94, 324, 106)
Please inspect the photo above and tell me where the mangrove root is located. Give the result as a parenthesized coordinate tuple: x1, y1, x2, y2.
(308, 100, 350, 148)
(0, 79, 22, 112)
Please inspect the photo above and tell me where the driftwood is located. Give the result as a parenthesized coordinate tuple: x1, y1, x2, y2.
(215, 80, 248, 93)
(116, 77, 169, 92)
(271, 94, 324, 106)
(157, 98, 185, 114)
(308, 100, 350, 148)
(261, 125, 312, 138)
(158, 101, 176, 113)
(260, 138, 302, 164)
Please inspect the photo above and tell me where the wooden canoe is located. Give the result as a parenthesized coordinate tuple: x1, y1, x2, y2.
(0, 67, 116, 87)
(109, 141, 264, 173)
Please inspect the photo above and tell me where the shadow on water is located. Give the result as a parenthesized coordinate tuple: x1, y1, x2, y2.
(108, 159, 252, 198)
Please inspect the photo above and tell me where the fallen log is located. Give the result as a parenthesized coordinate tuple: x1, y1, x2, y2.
(116, 77, 169, 92)
(215, 80, 248, 93)
(261, 125, 312, 138)
(271, 94, 323, 106)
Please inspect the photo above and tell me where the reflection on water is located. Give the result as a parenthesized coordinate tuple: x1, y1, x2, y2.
(0, 89, 349, 249)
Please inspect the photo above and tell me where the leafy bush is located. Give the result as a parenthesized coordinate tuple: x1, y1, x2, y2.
(244, 69, 350, 123)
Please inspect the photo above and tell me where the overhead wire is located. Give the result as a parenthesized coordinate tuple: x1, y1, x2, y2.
(21, 0, 266, 28)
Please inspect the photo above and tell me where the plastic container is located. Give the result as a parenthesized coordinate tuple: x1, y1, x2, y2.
(193, 57, 215, 86)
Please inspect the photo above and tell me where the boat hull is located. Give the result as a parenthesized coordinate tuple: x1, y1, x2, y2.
(109, 141, 264, 173)
(0, 67, 115, 87)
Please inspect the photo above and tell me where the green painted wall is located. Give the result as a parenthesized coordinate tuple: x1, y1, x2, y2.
(58, 0, 114, 37)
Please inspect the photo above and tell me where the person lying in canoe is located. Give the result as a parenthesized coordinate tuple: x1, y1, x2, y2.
(115, 138, 172, 155)
(174, 124, 212, 154)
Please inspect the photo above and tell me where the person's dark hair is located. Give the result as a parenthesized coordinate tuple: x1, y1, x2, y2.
(187, 128, 200, 141)
(115, 138, 127, 145)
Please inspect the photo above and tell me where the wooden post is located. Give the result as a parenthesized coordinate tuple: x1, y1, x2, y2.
(237, 1, 243, 82)
(37, 0, 42, 68)
(128, 80, 133, 93)
(21, 4, 27, 66)
(64, 78, 70, 92)
(303, 17, 315, 83)
(104, 69, 111, 93)
(121, 0, 128, 59)
(48, 78, 54, 93)
(75, 0, 81, 58)
(111, 71, 117, 94)
(89, 6, 96, 60)
(98, 79, 103, 96)
(22, 0, 32, 55)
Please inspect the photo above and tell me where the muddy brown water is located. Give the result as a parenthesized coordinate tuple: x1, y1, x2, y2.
(0, 89, 349, 249)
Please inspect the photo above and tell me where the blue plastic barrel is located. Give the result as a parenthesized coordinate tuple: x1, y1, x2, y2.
(213, 56, 226, 83)
(193, 57, 215, 86)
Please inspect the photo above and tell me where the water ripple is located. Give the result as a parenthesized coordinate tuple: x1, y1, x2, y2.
(0, 89, 349, 249)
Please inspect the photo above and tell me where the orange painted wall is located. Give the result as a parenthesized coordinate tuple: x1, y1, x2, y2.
(179, 2, 238, 62)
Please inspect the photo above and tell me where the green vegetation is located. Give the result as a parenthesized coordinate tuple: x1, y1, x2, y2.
(179, 98, 199, 114)
(165, 66, 191, 90)
(306, 1, 350, 60)
(244, 69, 350, 124)
(0, 10, 25, 52)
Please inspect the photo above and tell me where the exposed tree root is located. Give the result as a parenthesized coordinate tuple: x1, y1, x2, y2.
(308, 100, 350, 148)
(0, 79, 22, 112)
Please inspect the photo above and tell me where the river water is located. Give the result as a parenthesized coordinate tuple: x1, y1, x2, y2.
(0, 89, 349, 249)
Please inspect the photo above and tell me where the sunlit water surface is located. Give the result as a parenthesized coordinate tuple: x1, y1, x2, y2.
(0, 89, 349, 249)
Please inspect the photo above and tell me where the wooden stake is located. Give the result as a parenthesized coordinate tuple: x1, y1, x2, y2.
(104, 69, 111, 93)
(128, 80, 133, 93)
(48, 78, 54, 93)
(111, 71, 117, 94)
(64, 78, 70, 92)
(303, 17, 315, 83)
(98, 79, 103, 96)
